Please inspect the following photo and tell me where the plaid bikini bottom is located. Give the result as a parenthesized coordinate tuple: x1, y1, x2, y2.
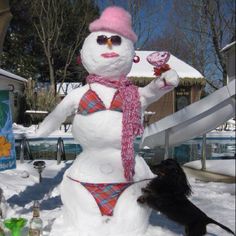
(67, 176, 151, 216)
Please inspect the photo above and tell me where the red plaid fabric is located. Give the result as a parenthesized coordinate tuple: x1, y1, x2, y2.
(78, 89, 123, 115)
(68, 176, 154, 216)
(67, 176, 131, 216)
(78, 89, 106, 115)
(81, 182, 132, 216)
(110, 91, 123, 112)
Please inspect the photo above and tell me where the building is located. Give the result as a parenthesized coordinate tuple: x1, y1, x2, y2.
(221, 41, 235, 83)
(0, 69, 27, 122)
(128, 51, 206, 125)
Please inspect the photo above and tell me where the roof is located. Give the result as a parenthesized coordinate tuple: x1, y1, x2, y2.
(0, 69, 28, 83)
(128, 51, 204, 79)
(221, 41, 236, 52)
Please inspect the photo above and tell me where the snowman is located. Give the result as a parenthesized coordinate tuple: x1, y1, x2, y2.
(36, 6, 179, 236)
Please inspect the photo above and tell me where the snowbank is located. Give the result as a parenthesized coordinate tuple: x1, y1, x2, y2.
(184, 160, 235, 177)
(0, 160, 235, 236)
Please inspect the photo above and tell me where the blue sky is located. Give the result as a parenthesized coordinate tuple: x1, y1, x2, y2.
(95, 0, 173, 48)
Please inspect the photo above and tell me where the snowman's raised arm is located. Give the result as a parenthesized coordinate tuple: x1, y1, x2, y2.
(35, 87, 81, 137)
(139, 69, 179, 109)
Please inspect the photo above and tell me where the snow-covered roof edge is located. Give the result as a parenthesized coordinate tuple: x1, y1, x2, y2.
(0, 69, 28, 83)
(221, 41, 236, 52)
(128, 51, 204, 79)
(130, 76, 206, 87)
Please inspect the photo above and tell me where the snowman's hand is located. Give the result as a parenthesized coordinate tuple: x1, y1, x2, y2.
(157, 69, 179, 90)
(139, 69, 179, 109)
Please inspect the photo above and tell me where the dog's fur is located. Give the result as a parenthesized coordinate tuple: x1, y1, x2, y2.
(137, 159, 235, 236)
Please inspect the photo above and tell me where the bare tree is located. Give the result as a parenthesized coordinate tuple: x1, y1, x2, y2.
(0, 0, 12, 54)
(177, 0, 234, 87)
(202, 0, 235, 86)
(146, 0, 235, 91)
(31, 0, 98, 94)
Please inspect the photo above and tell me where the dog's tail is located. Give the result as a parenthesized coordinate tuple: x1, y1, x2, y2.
(208, 217, 235, 235)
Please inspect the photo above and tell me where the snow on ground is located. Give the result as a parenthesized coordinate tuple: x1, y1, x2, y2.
(184, 160, 235, 176)
(0, 160, 235, 236)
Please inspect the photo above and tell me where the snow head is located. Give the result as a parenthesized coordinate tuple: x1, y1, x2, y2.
(80, 6, 137, 78)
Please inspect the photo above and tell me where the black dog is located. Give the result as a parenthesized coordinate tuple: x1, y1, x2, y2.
(137, 159, 235, 236)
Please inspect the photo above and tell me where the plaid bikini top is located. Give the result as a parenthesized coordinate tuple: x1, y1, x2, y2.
(78, 85, 123, 115)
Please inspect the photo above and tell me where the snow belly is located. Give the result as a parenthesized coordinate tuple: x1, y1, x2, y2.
(72, 110, 122, 150)
(59, 110, 153, 236)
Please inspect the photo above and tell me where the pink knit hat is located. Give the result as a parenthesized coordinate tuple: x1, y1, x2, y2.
(89, 6, 137, 43)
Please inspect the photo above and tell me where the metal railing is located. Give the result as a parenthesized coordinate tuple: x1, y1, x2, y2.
(56, 137, 66, 164)
(19, 137, 33, 163)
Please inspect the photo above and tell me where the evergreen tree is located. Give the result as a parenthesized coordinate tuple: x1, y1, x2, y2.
(0, 0, 12, 54)
(0, 0, 43, 79)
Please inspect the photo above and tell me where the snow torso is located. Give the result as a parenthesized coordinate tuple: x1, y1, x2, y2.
(61, 82, 151, 184)
(71, 83, 125, 183)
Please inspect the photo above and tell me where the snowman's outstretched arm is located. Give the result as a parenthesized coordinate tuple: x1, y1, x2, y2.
(139, 69, 179, 109)
(35, 89, 78, 137)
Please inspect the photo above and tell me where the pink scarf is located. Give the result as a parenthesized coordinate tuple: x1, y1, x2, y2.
(86, 74, 143, 181)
